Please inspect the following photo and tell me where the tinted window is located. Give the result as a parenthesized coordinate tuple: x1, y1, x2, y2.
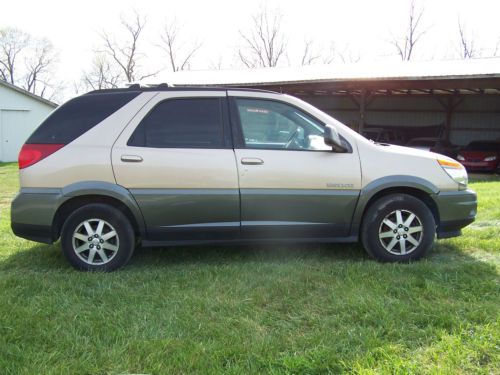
(27, 92, 139, 144)
(465, 141, 499, 152)
(235, 98, 328, 151)
(128, 98, 224, 148)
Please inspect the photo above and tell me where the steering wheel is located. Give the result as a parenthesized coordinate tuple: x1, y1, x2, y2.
(284, 129, 300, 149)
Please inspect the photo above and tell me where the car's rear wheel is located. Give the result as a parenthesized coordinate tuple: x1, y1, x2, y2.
(61, 203, 135, 271)
(361, 194, 436, 262)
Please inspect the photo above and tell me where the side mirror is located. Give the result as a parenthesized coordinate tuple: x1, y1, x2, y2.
(323, 125, 348, 153)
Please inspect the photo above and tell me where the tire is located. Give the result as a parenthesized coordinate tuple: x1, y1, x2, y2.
(60, 203, 135, 271)
(361, 194, 436, 262)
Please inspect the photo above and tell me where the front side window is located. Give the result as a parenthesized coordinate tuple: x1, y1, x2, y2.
(234, 98, 330, 151)
(128, 98, 224, 148)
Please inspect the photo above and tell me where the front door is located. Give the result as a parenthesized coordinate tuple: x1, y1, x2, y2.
(229, 95, 361, 239)
(112, 92, 240, 241)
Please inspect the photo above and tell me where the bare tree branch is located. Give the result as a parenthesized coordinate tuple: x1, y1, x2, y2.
(209, 55, 224, 70)
(81, 53, 121, 91)
(301, 39, 321, 66)
(158, 19, 202, 72)
(457, 19, 478, 59)
(100, 11, 157, 82)
(23, 37, 58, 98)
(238, 7, 287, 68)
(336, 44, 361, 64)
(390, 0, 427, 61)
(0, 27, 30, 84)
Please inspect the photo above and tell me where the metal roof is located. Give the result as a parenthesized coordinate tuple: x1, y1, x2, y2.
(0, 80, 58, 107)
(160, 58, 500, 95)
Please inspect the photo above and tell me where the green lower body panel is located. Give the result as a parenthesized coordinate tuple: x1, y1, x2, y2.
(239, 188, 360, 238)
(433, 189, 477, 238)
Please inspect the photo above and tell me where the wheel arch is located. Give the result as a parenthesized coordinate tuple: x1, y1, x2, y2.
(350, 176, 440, 237)
(52, 181, 146, 241)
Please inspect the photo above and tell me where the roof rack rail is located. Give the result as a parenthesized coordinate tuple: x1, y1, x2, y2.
(126, 82, 174, 89)
(85, 84, 277, 95)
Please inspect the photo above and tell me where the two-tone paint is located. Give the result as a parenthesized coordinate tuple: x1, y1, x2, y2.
(12, 89, 477, 246)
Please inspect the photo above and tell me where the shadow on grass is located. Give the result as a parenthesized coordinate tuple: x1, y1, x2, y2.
(0, 240, 369, 272)
(0, 237, 494, 273)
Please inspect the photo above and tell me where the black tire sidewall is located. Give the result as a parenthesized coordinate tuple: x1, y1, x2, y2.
(61, 203, 135, 271)
(361, 194, 436, 262)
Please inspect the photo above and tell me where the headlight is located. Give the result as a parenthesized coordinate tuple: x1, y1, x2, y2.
(457, 154, 465, 161)
(484, 156, 497, 162)
(437, 158, 468, 190)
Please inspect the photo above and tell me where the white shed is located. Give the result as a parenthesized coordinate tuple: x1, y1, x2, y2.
(0, 80, 57, 162)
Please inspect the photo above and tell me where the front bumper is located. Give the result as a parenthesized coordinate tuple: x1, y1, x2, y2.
(11, 188, 63, 244)
(433, 188, 477, 239)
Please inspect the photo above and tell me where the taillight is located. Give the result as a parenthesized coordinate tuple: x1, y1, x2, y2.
(18, 144, 65, 169)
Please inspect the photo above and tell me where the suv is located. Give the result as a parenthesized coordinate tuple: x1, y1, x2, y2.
(11, 86, 477, 271)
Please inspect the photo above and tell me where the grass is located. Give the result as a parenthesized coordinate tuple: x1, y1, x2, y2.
(0, 162, 498, 374)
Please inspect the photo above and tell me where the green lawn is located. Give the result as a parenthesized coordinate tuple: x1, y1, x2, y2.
(0, 162, 498, 374)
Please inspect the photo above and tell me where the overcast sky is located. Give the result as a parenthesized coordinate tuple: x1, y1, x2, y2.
(1, 0, 500, 99)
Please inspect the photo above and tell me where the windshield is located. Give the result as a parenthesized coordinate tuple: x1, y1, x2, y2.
(465, 142, 499, 151)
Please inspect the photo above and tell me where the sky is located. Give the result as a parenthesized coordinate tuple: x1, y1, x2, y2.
(1, 0, 500, 100)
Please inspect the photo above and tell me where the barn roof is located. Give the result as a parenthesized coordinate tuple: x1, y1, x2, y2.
(0, 80, 57, 107)
(163, 57, 500, 96)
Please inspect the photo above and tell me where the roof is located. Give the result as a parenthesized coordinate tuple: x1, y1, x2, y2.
(0, 80, 57, 107)
(160, 57, 500, 96)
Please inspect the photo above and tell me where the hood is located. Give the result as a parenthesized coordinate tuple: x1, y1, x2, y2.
(374, 143, 447, 161)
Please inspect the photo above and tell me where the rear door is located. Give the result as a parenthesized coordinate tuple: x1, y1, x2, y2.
(229, 93, 361, 239)
(112, 91, 240, 242)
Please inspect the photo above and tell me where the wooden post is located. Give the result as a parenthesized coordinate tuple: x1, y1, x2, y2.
(436, 95, 463, 141)
(359, 89, 366, 134)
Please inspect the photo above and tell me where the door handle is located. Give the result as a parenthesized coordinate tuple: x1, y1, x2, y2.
(241, 157, 264, 165)
(121, 155, 143, 162)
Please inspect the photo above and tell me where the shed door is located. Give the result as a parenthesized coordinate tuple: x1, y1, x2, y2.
(1, 110, 29, 162)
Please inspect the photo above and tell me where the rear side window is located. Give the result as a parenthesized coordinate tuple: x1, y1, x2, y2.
(128, 98, 224, 148)
(27, 92, 140, 144)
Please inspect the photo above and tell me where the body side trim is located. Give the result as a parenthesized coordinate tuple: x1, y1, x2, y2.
(142, 235, 359, 247)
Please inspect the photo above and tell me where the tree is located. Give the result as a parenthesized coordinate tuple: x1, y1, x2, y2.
(390, 0, 427, 61)
(300, 39, 321, 66)
(238, 7, 287, 68)
(100, 11, 157, 82)
(158, 19, 201, 72)
(81, 53, 121, 91)
(300, 40, 359, 66)
(0, 27, 30, 84)
(23, 37, 57, 97)
(0, 27, 59, 99)
(457, 19, 478, 59)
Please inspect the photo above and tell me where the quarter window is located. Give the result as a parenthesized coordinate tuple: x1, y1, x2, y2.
(234, 98, 329, 151)
(128, 98, 224, 148)
(27, 92, 139, 144)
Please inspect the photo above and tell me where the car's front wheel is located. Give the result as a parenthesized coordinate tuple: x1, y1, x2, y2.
(60, 203, 135, 271)
(361, 194, 436, 262)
